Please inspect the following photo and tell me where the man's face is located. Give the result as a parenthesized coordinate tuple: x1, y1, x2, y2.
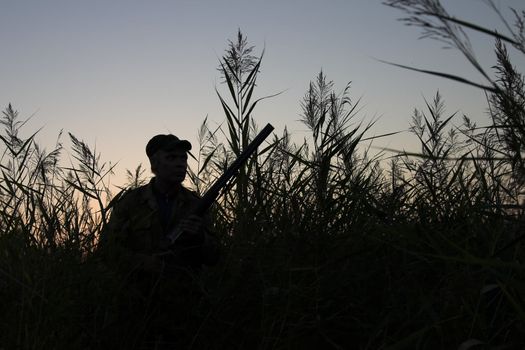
(151, 148, 188, 184)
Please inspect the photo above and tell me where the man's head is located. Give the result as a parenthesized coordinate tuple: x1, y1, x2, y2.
(146, 134, 191, 184)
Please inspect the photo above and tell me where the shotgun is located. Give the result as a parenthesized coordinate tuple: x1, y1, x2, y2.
(164, 123, 274, 246)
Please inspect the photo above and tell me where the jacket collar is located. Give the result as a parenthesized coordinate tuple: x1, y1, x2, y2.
(141, 177, 192, 210)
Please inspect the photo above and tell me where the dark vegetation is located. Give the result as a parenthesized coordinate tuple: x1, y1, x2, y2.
(1, 1, 524, 348)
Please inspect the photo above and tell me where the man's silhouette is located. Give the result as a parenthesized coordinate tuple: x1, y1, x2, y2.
(99, 133, 219, 348)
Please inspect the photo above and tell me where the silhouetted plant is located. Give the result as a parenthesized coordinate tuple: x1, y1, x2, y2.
(211, 29, 281, 240)
(0, 104, 123, 349)
(122, 163, 148, 190)
(217, 29, 262, 203)
(380, 1, 525, 347)
(489, 39, 525, 185)
(383, 0, 525, 192)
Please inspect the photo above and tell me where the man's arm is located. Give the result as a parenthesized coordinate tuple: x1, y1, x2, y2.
(176, 212, 220, 266)
(99, 193, 164, 273)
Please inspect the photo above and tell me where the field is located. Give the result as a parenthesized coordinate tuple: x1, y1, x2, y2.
(1, 2, 524, 349)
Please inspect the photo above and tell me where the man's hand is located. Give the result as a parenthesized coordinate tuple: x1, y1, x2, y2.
(138, 253, 164, 273)
(176, 215, 205, 244)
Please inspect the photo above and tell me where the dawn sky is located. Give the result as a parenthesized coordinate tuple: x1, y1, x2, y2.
(1, 0, 523, 185)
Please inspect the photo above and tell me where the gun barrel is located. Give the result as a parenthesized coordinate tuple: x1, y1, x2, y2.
(194, 123, 274, 215)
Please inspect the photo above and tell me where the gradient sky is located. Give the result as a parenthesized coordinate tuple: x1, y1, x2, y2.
(1, 0, 523, 185)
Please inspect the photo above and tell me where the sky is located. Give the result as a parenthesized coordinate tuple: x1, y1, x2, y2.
(1, 0, 524, 185)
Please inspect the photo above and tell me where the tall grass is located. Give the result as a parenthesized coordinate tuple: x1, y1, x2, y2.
(1, 6, 525, 349)
(0, 105, 123, 348)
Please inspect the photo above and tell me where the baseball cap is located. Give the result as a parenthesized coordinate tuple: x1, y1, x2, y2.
(146, 134, 192, 158)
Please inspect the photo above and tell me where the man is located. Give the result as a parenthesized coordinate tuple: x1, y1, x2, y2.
(98, 134, 220, 348)
(100, 133, 219, 275)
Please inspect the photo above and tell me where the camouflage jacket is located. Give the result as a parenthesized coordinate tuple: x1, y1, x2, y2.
(99, 178, 219, 272)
